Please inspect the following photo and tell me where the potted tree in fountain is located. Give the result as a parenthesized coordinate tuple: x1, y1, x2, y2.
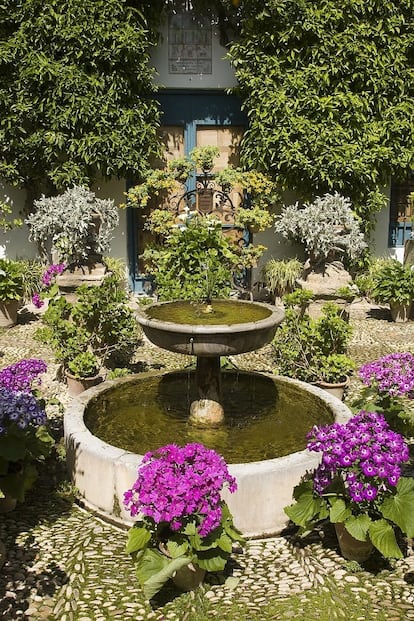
(284, 411, 414, 562)
(369, 258, 414, 322)
(125, 145, 277, 300)
(274, 193, 367, 318)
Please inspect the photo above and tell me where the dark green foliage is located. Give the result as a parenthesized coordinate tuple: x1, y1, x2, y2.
(370, 259, 414, 305)
(37, 275, 138, 368)
(142, 216, 238, 302)
(272, 300, 354, 382)
(0, 258, 24, 301)
(0, 0, 161, 199)
(229, 0, 414, 221)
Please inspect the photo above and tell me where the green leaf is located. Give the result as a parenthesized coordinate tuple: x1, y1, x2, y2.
(0, 434, 27, 461)
(216, 533, 233, 553)
(126, 526, 151, 554)
(136, 549, 192, 600)
(343, 514, 371, 541)
(167, 538, 189, 558)
(380, 477, 414, 538)
(329, 498, 352, 523)
(196, 548, 228, 572)
(284, 490, 325, 528)
(368, 519, 403, 559)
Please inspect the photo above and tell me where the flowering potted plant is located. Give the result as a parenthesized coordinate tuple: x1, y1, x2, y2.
(354, 352, 414, 436)
(284, 411, 414, 561)
(124, 443, 243, 600)
(0, 359, 54, 507)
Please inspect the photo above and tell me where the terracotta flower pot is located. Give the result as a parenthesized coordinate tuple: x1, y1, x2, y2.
(65, 370, 103, 397)
(314, 379, 349, 401)
(0, 299, 19, 328)
(0, 494, 17, 513)
(389, 302, 412, 323)
(172, 562, 206, 592)
(334, 523, 374, 562)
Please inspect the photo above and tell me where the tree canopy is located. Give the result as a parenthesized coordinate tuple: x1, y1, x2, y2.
(0, 0, 161, 204)
(228, 0, 414, 223)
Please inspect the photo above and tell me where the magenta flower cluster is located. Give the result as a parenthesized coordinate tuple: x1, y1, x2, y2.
(41, 263, 66, 287)
(307, 411, 409, 505)
(32, 263, 66, 308)
(0, 358, 47, 393)
(359, 352, 414, 397)
(124, 443, 237, 537)
(0, 359, 47, 435)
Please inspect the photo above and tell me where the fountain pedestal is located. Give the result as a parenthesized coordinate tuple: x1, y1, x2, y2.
(189, 356, 223, 427)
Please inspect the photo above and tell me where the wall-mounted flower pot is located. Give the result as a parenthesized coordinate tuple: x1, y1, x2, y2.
(65, 370, 103, 397)
(0, 299, 18, 328)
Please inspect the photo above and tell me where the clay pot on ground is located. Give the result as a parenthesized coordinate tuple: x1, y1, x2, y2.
(0, 299, 19, 328)
(65, 370, 103, 397)
(334, 522, 374, 562)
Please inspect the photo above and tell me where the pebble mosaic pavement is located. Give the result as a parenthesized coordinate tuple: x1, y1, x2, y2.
(0, 300, 414, 620)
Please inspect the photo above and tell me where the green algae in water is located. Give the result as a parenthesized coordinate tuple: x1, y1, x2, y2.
(85, 372, 333, 463)
(145, 300, 272, 326)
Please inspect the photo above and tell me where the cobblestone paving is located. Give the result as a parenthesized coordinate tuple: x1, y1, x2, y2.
(1, 303, 414, 620)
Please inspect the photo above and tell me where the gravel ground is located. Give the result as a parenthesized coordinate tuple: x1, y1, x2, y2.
(0, 300, 414, 621)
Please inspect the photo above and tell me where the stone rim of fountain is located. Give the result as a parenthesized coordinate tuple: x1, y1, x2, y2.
(64, 373, 353, 538)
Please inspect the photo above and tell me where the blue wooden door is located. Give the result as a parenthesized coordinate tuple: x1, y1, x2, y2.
(127, 90, 247, 293)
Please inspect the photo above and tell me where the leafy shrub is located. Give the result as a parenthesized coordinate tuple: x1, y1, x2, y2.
(142, 216, 238, 302)
(26, 186, 119, 265)
(37, 275, 138, 370)
(274, 193, 366, 264)
(272, 300, 354, 383)
(260, 258, 303, 302)
(370, 259, 414, 305)
(0, 258, 24, 301)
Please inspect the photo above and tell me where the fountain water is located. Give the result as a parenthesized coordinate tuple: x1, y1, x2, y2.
(64, 299, 352, 537)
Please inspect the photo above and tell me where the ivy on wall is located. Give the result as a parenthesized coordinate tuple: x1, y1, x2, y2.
(228, 0, 414, 224)
(0, 0, 162, 205)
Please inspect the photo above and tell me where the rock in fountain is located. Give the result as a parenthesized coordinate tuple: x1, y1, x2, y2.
(64, 299, 352, 537)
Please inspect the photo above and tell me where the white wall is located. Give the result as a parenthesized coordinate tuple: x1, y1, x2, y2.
(150, 15, 237, 90)
(0, 178, 128, 263)
(92, 177, 128, 263)
(0, 181, 37, 260)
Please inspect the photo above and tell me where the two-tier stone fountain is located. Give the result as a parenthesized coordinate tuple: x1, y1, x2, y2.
(64, 298, 352, 537)
(137, 299, 283, 427)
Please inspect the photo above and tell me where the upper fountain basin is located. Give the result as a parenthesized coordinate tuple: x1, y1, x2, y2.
(135, 299, 285, 357)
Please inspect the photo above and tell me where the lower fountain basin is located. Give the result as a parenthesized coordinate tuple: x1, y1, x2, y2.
(64, 372, 352, 537)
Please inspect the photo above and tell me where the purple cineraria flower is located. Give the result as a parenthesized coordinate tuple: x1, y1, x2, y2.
(0, 359, 47, 393)
(359, 352, 414, 397)
(124, 443, 237, 537)
(0, 386, 46, 434)
(306, 411, 410, 510)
